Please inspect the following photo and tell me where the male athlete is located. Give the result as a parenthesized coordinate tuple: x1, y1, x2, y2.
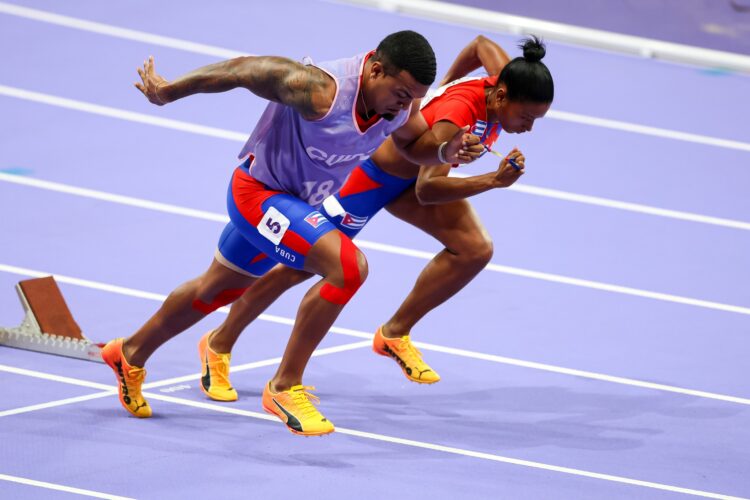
(196, 36, 554, 403)
(101, 31, 483, 436)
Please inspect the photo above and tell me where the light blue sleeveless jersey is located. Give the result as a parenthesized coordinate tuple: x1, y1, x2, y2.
(238, 53, 411, 206)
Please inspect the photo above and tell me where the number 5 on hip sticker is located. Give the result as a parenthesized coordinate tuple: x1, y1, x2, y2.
(258, 206, 290, 246)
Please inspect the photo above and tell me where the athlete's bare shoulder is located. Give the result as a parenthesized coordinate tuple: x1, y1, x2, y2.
(276, 62, 336, 120)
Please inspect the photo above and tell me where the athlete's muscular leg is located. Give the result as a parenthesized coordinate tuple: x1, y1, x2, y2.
(123, 258, 257, 366)
(209, 265, 313, 354)
(270, 231, 368, 391)
(382, 188, 493, 338)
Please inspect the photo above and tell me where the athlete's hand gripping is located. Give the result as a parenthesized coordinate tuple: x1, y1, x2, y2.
(443, 126, 484, 164)
(135, 56, 170, 106)
(494, 148, 525, 187)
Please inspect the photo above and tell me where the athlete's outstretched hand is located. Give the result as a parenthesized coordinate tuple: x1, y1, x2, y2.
(443, 126, 484, 164)
(135, 56, 169, 106)
(494, 148, 525, 187)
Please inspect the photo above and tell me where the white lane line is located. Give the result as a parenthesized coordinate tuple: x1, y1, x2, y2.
(456, 170, 750, 230)
(5, 0, 750, 77)
(144, 394, 744, 499)
(331, 428, 747, 500)
(411, 342, 750, 406)
(507, 183, 750, 231)
(0, 341, 370, 418)
(0, 85, 247, 142)
(1, 362, 743, 499)
(0, 363, 110, 390)
(0, 391, 114, 418)
(3, 85, 749, 232)
(2, 174, 749, 315)
(0, 2, 245, 59)
(0, 167, 229, 224)
(142, 340, 372, 389)
(547, 109, 750, 152)
(0, 473, 135, 500)
(1, 264, 748, 407)
(350, 240, 750, 316)
(1, 3, 749, 152)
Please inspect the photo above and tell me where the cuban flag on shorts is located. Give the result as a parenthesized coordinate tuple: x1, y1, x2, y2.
(341, 212, 368, 229)
(304, 211, 329, 228)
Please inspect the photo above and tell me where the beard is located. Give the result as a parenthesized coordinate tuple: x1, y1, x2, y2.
(382, 113, 395, 121)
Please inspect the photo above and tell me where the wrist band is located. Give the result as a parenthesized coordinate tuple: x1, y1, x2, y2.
(437, 141, 448, 163)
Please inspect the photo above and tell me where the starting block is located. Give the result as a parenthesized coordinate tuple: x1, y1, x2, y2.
(0, 276, 103, 363)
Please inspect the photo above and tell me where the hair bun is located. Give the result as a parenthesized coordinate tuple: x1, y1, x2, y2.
(520, 36, 546, 63)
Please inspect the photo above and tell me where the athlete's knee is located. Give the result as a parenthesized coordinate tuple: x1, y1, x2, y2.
(319, 233, 368, 305)
(471, 234, 494, 266)
(450, 231, 494, 268)
(324, 243, 368, 300)
(353, 248, 369, 284)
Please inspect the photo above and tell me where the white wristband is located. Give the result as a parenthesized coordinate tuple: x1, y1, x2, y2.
(437, 141, 448, 164)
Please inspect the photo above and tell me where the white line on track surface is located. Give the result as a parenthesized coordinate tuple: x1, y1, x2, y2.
(1, 3, 749, 152)
(0, 2, 245, 59)
(0, 391, 115, 418)
(0, 363, 745, 499)
(0, 341, 371, 418)
(141, 340, 373, 389)
(0, 473, 135, 500)
(147, 392, 749, 499)
(2, 173, 749, 316)
(2, 84, 749, 232)
(1, 264, 748, 407)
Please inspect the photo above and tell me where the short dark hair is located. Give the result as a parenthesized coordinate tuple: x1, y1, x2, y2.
(498, 35, 554, 103)
(373, 30, 436, 86)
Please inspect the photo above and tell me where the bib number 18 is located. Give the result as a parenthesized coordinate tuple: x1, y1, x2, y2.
(300, 180, 334, 206)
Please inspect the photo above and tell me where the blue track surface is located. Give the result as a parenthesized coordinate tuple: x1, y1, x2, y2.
(1, 1, 748, 499)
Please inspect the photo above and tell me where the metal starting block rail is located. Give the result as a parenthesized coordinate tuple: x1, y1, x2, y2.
(0, 276, 103, 363)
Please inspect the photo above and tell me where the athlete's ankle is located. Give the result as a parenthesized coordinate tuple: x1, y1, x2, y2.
(122, 339, 147, 367)
(207, 328, 233, 354)
(269, 377, 300, 393)
(121, 339, 136, 365)
(382, 322, 409, 339)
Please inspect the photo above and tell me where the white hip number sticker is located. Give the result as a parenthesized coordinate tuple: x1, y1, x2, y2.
(258, 206, 290, 246)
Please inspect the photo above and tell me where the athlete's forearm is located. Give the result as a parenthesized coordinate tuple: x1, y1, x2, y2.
(398, 130, 447, 166)
(158, 56, 331, 119)
(415, 171, 500, 204)
(391, 109, 448, 166)
(393, 111, 479, 165)
(439, 35, 511, 86)
(157, 57, 258, 102)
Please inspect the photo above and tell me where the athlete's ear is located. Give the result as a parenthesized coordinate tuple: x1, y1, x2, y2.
(495, 84, 507, 104)
(370, 60, 385, 79)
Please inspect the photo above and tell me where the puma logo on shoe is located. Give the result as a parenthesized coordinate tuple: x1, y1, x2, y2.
(114, 360, 131, 404)
(201, 357, 211, 391)
(383, 344, 412, 376)
(132, 400, 149, 413)
(273, 400, 303, 432)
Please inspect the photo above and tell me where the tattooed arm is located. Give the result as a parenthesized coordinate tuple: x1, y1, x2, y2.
(135, 55, 336, 120)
